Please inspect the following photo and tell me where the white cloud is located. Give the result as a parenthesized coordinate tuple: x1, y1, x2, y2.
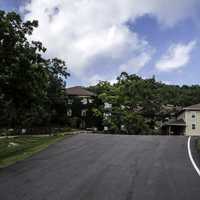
(21, 0, 200, 80)
(109, 79, 118, 85)
(119, 52, 153, 73)
(85, 74, 118, 86)
(86, 74, 103, 86)
(156, 41, 196, 72)
(162, 80, 172, 85)
(145, 0, 199, 27)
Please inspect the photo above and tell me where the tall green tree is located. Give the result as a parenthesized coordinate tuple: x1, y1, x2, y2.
(0, 10, 69, 128)
(90, 72, 200, 135)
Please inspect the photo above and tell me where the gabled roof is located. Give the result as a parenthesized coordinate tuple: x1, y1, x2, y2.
(66, 86, 96, 97)
(183, 103, 200, 111)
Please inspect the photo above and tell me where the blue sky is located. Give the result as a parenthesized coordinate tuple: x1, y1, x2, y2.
(1, 0, 200, 86)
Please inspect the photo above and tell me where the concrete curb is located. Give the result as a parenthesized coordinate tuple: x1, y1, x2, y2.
(0, 130, 96, 139)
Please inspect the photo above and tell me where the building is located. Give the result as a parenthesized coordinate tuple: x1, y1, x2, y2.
(65, 86, 100, 129)
(162, 103, 200, 136)
(103, 102, 112, 131)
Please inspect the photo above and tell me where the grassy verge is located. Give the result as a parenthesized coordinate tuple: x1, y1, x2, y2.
(197, 139, 200, 153)
(0, 134, 71, 168)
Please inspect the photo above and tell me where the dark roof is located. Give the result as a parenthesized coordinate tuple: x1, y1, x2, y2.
(66, 86, 96, 97)
(183, 103, 200, 111)
(163, 119, 186, 126)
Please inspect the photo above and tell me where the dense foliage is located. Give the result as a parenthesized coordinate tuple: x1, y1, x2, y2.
(89, 72, 200, 134)
(0, 10, 69, 129)
(1, 10, 200, 135)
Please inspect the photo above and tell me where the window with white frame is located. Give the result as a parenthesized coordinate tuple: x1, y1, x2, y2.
(81, 98, 88, 105)
(67, 109, 72, 117)
(192, 124, 196, 130)
(104, 126, 108, 131)
(121, 125, 125, 131)
(88, 99, 94, 103)
(68, 99, 73, 105)
(191, 112, 196, 118)
(81, 109, 87, 116)
(104, 102, 112, 109)
(121, 105, 125, 109)
(191, 112, 196, 126)
(103, 112, 111, 120)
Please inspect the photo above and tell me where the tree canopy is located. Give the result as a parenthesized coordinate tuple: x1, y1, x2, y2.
(0, 10, 70, 128)
(1, 10, 200, 135)
(89, 72, 200, 134)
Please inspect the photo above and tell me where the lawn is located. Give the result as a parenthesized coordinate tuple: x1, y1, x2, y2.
(0, 135, 70, 168)
(197, 138, 200, 152)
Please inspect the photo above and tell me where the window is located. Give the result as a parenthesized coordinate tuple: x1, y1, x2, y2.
(192, 124, 196, 130)
(121, 105, 125, 110)
(103, 112, 111, 120)
(121, 125, 125, 131)
(191, 112, 196, 118)
(81, 98, 88, 105)
(88, 99, 94, 103)
(104, 126, 108, 131)
(67, 109, 72, 117)
(104, 113, 111, 117)
(104, 114, 108, 120)
(81, 109, 87, 116)
(68, 99, 73, 105)
(104, 102, 112, 109)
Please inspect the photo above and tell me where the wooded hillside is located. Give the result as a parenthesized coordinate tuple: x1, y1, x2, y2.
(89, 72, 200, 134)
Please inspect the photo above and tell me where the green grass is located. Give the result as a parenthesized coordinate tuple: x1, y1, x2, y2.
(197, 139, 200, 152)
(0, 135, 71, 168)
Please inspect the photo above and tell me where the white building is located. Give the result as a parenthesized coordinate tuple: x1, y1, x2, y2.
(162, 103, 200, 136)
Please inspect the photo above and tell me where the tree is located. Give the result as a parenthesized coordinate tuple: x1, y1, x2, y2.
(91, 72, 200, 135)
(0, 10, 70, 129)
(123, 112, 150, 135)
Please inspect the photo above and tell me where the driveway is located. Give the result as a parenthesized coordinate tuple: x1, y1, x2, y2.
(0, 134, 200, 200)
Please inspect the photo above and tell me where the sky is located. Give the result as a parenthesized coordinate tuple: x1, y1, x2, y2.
(1, 0, 200, 86)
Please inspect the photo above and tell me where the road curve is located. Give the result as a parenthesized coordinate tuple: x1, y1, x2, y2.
(0, 134, 200, 200)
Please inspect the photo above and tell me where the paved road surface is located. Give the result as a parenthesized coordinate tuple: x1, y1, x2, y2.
(0, 134, 200, 200)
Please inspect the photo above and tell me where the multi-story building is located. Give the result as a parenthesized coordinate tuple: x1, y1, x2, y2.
(162, 103, 200, 135)
(66, 86, 100, 129)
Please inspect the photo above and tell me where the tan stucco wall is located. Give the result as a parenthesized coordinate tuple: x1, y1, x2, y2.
(184, 110, 200, 136)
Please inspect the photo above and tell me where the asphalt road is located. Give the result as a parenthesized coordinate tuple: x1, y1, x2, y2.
(0, 134, 200, 200)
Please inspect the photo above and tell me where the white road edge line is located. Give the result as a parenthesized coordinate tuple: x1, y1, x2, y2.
(187, 136, 200, 177)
